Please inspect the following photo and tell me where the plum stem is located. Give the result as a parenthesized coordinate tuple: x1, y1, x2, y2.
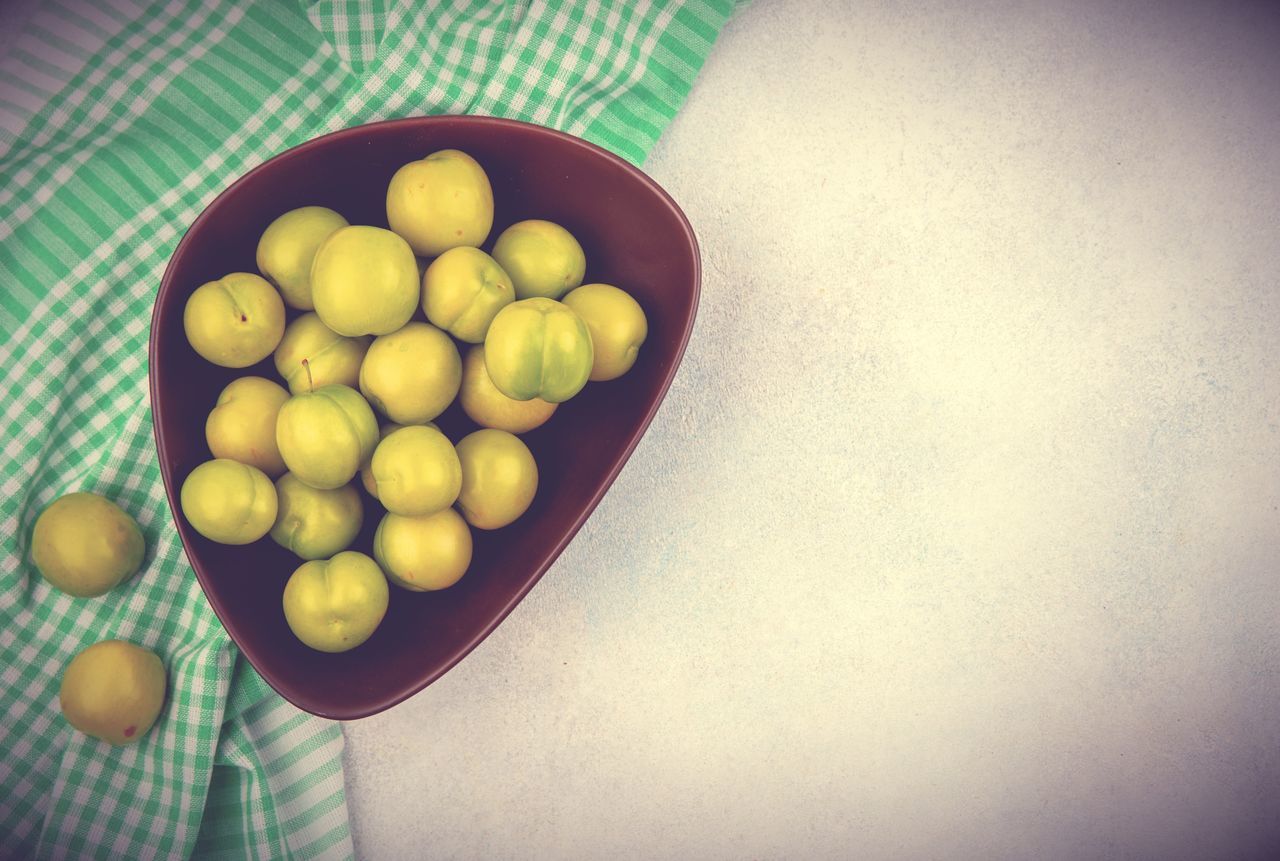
(302, 359, 314, 393)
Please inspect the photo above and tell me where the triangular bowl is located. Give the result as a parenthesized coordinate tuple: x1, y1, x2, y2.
(149, 116, 700, 719)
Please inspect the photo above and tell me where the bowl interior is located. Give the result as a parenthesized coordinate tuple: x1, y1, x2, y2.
(151, 116, 699, 719)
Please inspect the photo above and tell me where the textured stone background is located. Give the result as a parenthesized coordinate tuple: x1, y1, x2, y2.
(345, 2, 1280, 858)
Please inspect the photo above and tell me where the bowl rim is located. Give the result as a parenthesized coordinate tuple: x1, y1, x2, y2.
(148, 114, 702, 719)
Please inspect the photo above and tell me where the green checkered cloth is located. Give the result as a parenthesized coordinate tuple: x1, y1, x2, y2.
(0, 0, 733, 858)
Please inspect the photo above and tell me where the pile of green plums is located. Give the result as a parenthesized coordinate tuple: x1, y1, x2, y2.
(179, 148, 649, 653)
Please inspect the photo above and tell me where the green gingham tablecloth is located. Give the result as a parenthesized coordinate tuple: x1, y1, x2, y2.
(0, 1, 733, 857)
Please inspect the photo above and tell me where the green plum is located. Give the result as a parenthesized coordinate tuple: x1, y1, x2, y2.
(283, 551, 388, 652)
(205, 376, 289, 476)
(358, 322, 461, 423)
(275, 384, 378, 490)
(483, 297, 593, 402)
(369, 425, 461, 516)
(455, 429, 538, 530)
(183, 272, 285, 368)
(421, 246, 514, 343)
(385, 149, 494, 256)
(373, 508, 472, 592)
(310, 225, 418, 337)
(59, 640, 166, 745)
(491, 219, 586, 300)
(562, 283, 648, 381)
(270, 473, 363, 560)
(180, 459, 278, 544)
(30, 492, 145, 597)
(255, 206, 348, 310)
(273, 312, 370, 395)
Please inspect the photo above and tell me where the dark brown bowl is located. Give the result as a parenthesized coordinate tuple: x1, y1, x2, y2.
(149, 116, 699, 719)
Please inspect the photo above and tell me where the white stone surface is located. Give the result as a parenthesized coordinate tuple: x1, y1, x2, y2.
(343, 2, 1280, 858)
